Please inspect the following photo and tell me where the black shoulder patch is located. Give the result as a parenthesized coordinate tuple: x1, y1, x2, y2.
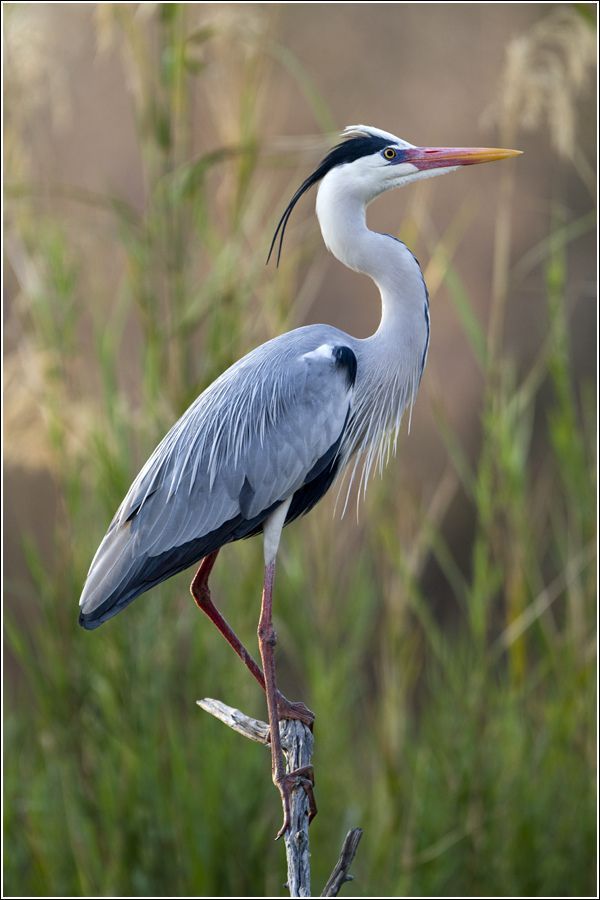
(332, 345, 357, 388)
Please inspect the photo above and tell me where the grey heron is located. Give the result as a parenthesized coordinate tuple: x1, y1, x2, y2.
(79, 124, 521, 837)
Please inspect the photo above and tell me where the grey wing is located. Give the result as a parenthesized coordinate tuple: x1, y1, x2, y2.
(79, 333, 356, 628)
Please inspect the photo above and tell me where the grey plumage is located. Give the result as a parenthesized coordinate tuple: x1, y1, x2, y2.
(79, 326, 361, 627)
(79, 124, 521, 630)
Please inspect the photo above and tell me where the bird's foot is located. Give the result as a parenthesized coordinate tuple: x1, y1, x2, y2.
(275, 691, 315, 729)
(275, 765, 317, 840)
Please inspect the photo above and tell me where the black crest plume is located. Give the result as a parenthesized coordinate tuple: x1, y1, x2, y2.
(267, 133, 389, 266)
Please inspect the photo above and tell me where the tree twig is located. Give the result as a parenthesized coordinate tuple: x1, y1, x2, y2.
(197, 698, 362, 898)
(321, 828, 363, 897)
(196, 698, 270, 744)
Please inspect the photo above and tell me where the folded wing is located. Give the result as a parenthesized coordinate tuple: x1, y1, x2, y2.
(79, 330, 356, 628)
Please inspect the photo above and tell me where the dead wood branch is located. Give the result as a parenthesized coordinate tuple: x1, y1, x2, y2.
(198, 698, 362, 898)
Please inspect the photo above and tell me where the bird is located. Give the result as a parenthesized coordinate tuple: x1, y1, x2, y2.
(79, 124, 521, 837)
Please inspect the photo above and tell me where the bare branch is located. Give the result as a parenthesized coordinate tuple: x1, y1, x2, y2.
(321, 828, 363, 898)
(196, 698, 269, 744)
(197, 699, 363, 898)
(280, 719, 314, 897)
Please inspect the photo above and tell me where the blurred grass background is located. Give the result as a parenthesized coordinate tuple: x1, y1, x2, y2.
(3, 3, 597, 897)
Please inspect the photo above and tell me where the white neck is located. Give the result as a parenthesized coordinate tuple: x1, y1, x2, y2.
(315, 166, 431, 504)
(315, 168, 427, 333)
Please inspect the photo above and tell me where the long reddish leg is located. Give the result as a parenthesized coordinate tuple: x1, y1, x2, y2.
(190, 551, 314, 727)
(258, 560, 317, 839)
(190, 550, 264, 688)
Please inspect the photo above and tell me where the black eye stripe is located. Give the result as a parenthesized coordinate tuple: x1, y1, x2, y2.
(267, 133, 390, 266)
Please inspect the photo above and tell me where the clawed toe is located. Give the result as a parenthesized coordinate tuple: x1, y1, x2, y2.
(275, 765, 317, 840)
(275, 691, 315, 729)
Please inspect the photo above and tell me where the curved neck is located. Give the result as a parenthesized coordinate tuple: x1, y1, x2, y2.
(316, 170, 426, 332)
(315, 169, 431, 496)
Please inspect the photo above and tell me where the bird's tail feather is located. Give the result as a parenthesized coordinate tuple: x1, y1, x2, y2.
(78, 524, 145, 629)
(78, 523, 225, 630)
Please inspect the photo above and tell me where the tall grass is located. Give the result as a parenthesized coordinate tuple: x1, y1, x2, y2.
(4, 5, 596, 897)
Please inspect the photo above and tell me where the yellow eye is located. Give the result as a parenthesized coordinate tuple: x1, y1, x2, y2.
(383, 147, 397, 160)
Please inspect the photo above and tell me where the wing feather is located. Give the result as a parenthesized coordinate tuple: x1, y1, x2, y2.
(79, 327, 355, 626)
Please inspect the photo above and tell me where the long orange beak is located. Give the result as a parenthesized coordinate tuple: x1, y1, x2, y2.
(403, 146, 523, 170)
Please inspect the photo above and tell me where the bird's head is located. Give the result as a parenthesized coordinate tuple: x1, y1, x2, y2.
(268, 124, 522, 264)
